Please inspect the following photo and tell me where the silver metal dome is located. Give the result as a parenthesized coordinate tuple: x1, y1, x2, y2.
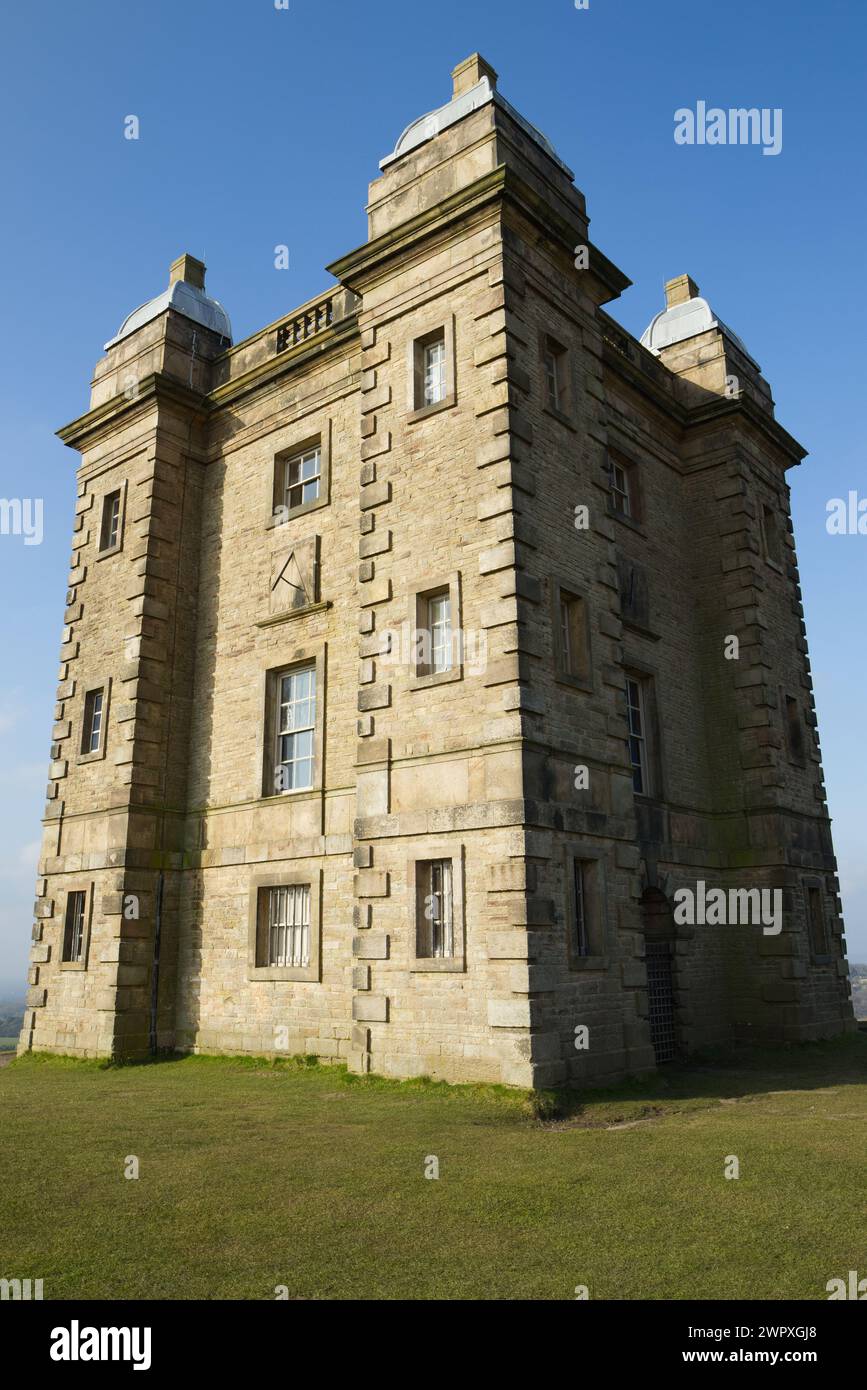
(640, 291, 757, 367)
(104, 270, 232, 351)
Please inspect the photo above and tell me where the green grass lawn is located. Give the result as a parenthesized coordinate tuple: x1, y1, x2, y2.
(0, 1038, 18, 1050)
(1, 1038, 865, 1300)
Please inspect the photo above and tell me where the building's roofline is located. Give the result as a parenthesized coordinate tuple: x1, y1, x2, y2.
(599, 309, 807, 463)
(640, 295, 759, 369)
(104, 280, 232, 351)
(378, 75, 575, 180)
(329, 165, 630, 306)
(213, 285, 340, 364)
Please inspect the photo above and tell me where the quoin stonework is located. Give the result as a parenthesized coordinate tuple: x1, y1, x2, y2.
(19, 56, 855, 1087)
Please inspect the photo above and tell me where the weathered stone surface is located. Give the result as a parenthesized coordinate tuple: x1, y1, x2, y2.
(17, 54, 852, 1090)
(352, 995, 389, 1023)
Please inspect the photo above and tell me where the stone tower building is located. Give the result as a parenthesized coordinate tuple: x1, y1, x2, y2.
(20, 56, 854, 1087)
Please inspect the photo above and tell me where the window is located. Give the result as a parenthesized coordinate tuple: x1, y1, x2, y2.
(282, 446, 321, 512)
(805, 883, 827, 957)
(81, 687, 104, 755)
(557, 589, 590, 682)
(566, 855, 606, 967)
(552, 579, 592, 689)
(275, 664, 316, 792)
(99, 491, 122, 552)
(539, 331, 570, 418)
(264, 884, 310, 968)
(407, 848, 465, 971)
(763, 504, 783, 566)
(416, 859, 454, 959)
(617, 555, 651, 631)
(270, 430, 331, 526)
(572, 860, 590, 958)
(626, 676, 650, 794)
(260, 648, 323, 800)
(610, 459, 632, 518)
(249, 871, 322, 982)
(424, 590, 452, 675)
(543, 337, 566, 412)
(62, 891, 86, 964)
(422, 334, 446, 407)
(785, 694, 806, 765)
(77, 679, 111, 762)
(410, 574, 462, 687)
(408, 321, 455, 418)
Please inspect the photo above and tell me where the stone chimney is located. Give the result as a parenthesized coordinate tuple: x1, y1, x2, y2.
(664, 273, 700, 307)
(169, 253, 206, 290)
(451, 53, 498, 98)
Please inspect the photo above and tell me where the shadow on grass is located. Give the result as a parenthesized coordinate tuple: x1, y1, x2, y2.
(538, 1032, 867, 1128)
(7, 1032, 866, 1130)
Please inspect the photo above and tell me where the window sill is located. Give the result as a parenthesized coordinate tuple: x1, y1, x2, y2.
(257, 786, 320, 804)
(410, 666, 463, 691)
(407, 393, 456, 425)
(554, 670, 593, 694)
(410, 958, 466, 973)
(60, 960, 88, 972)
(95, 543, 123, 561)
(542, 403, 577, 432)
(267, 495, 329, 530)
(76, 748, 106, 766)
(248, 966, 319, 983)
(621, 617, 661, 642)
(609, 508, 647, 538)
(568, 955, 609, 972)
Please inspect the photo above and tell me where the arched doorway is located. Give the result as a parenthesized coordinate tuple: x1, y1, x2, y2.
(640, 888, 679, 1064)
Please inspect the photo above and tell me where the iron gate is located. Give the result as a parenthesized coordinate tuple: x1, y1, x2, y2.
(645, 940, 677, 1063)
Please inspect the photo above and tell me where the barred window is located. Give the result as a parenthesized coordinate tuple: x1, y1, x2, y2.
(572, 860, 590, 958)
(266, 884, 311, 969)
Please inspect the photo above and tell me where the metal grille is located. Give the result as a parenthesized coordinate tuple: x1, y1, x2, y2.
(268, 885, 310, 969)
(646, 940, 677, 1064)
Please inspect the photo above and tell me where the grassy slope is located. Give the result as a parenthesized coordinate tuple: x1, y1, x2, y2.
(0, 1038, 865, 1301)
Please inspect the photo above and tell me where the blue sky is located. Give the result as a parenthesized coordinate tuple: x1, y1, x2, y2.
(0, 0, 864, 989)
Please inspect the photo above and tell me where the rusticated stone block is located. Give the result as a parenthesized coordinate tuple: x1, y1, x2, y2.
(352, 996, 388, 1023)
